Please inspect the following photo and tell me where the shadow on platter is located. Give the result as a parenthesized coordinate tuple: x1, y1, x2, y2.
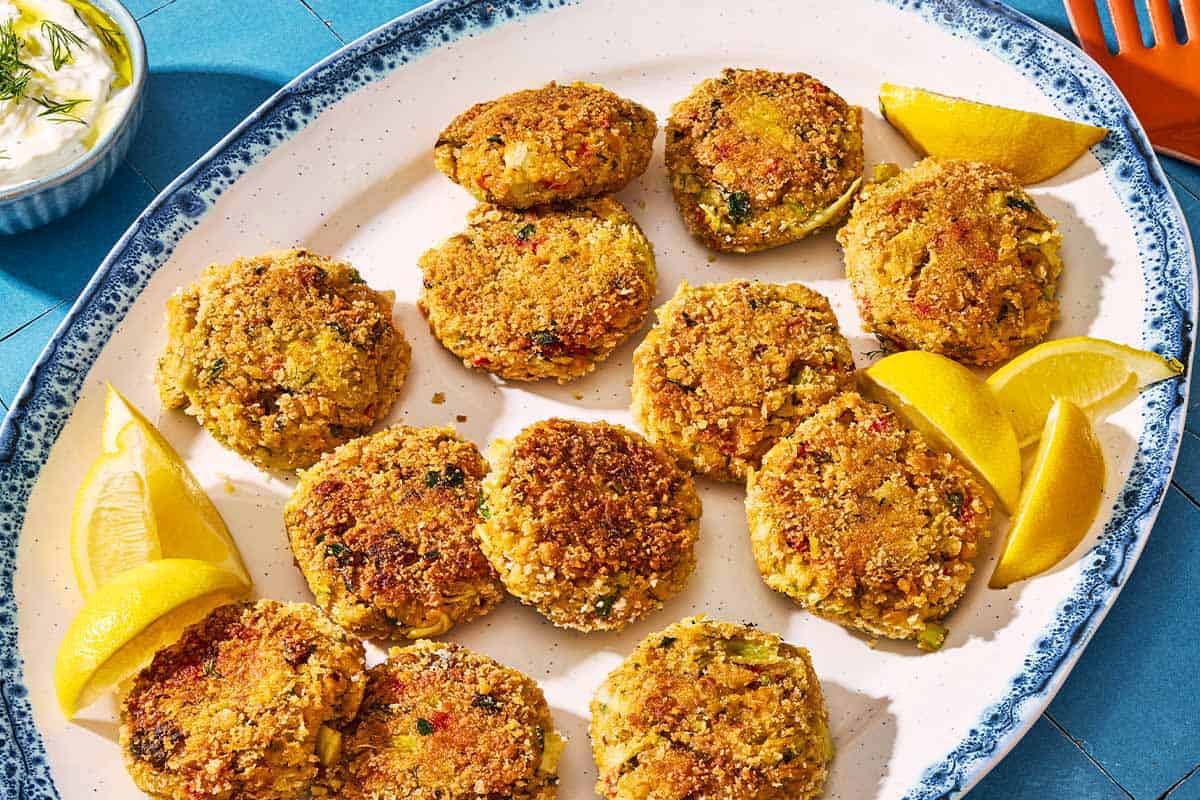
(823, 680, 898, 800)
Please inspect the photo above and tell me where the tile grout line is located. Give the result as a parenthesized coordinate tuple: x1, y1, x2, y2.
(0, 300, 66, 345)
(1167, 169, 1200, 206)
(1170, 477, 1200, 512)
(296, 0, 347, 45)
(124, 158, 161, 194)
(1160, 761, 1200, 798)
(135, 0, 182, 22)
(1043, 712, 1137, 799)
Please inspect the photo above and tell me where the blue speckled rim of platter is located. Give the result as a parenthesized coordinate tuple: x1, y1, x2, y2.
(0, 0, 1194, 797)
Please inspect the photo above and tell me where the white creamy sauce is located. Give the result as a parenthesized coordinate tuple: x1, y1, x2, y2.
(0, 0, 130, 191)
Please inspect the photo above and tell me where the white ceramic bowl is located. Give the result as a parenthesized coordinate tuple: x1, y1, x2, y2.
(0, 0, 146, 235)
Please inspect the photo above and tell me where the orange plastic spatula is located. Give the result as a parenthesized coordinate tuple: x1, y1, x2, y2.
(1065, 0, 1200, 164)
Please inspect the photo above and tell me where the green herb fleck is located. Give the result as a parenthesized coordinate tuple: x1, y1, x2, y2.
(40, 20, 86, 71)
(487, 134, 504, 145)
(658, 636, 677, 649)
(426, 465, 466, 489)
(325, 542, 354, 566)
(347, 269, 367, 284)
(946, 491, 964, 517)
(471, 693, 501, 714)
(1005, 195, 1036, 213)
(423, 550, 440, 562)
(918, 622, 948, 652)
(594, 590, 620, 618)
(516, 223, 536, 241)
(415, 718, 434, 736)
(477, 492, 491, 519)
(202, 654, 222, 678)
(205, 358, 226, 384)
(727, 191, 752, 223)
(530, 329, 560, 348)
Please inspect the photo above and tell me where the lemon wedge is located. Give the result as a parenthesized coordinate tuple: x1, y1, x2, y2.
(987, 337, 1184, 448)
(989, 399, 1105, 588)
(55, 558, 249, 718)
(71, 384, 251, 595)
(878, 83, 1108, 184)
(862, 350, 1022, 513)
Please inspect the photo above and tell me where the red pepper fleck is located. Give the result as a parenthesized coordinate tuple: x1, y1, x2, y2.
(869, 416, 891, 433)
(472, 356, 492, 367)
(475, 174, 490, 190)
(959, 492, 975, 525)
(914, 301, 933, 317)
(430, 711, 453, 731)
(785, 533, 810, 552)
(577, 141, 591, 158)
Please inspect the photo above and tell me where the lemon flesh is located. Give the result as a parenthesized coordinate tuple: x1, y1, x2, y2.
(863, 350, 1022, 513)
(71, 384, 251, 594)
(987, 336, 1184, 448)
(54, 558, 249, 718)
(989, 399, 1105, 589)
(878, 83, 1107, 184)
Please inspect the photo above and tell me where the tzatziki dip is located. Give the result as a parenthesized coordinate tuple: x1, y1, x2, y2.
(0, 0, 131, 192)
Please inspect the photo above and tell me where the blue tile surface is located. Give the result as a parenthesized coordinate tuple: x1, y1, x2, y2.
(129, 0, 341, 189)
(303, 0, 424, 42)
(969, 717, 1129, 799)
(1047, 487, 1200, 797)
(0, 163, 154, 339)
(0, 1, 1198, 796)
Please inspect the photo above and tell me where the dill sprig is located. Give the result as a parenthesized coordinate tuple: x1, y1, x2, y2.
(0, 21, 33, 102)
(41, 20, 86, 71)
(72, 7, 121, 54)
(31, 94, 88, 124)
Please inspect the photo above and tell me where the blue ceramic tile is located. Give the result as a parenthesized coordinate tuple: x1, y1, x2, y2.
(128, 0, 341, 189)
(0, 304, 66, 407)
(1174, 430, 1200, 504)
(124, 0, 178, 19)
(1047, 487, 1200, 798)
(1168, 769, 1200, 799)
(302, 0, 424, 42)
(969, 716, 1128, 799)
(0, 162, 154, 340)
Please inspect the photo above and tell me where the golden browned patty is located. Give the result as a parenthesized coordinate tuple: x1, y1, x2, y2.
(839, 158, 1063, 367)
(632, 280, 855, 482)
(746, 392, 993, 648)
(155, 248, 410, 470)
(477, 418, 701, 631)
(120, 600, 366, 800)
(590, 616, 832, 800)
(339, 641, 564, 800)
(434, 81, 656, 208)
(284, 426, 504, 640)
(665, 68, 863, 253)
(418, 197, 656, 384)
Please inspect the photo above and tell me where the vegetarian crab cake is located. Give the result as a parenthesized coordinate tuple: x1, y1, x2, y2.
(747, 392, 993, 649)
(839, 158, 1063, 367)
(120, 600, 366, 800)
(339, 641, 564, 800)
(285, 426, 504, 640)
(418, 197, 656, 383)
(591, 616, 832, 800)
(434, 81, 657, 208)
(665, 68, 864, 253)
(156, 248, 410, 470)
(632, 280, 855, 483)
(478, 418, 701, 631)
